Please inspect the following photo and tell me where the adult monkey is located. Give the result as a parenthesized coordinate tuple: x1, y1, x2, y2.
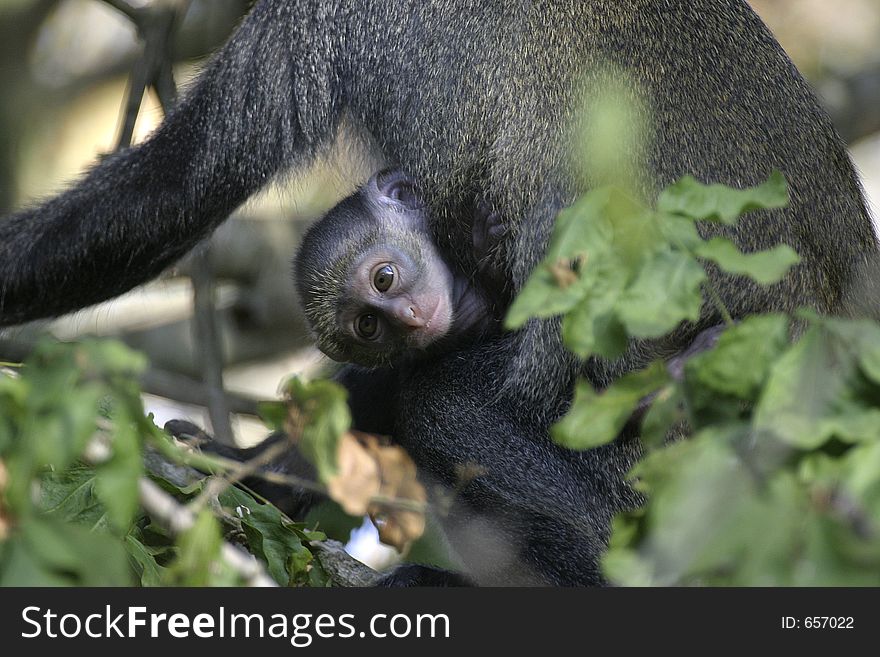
(0, 2, 876, 584)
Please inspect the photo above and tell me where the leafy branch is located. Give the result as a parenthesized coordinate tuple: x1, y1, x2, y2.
(0, 340, 379, 587)
(506, 169, 880, 585)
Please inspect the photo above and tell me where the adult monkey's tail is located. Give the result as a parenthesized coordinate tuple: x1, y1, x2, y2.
(0, 0, 340, 326)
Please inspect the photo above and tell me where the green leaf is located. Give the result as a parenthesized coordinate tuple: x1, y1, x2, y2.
(694, 238, 800, 285)
(706, 469, 807, 586)
(602, 548, 655, 587)
(505, 262, 592, 329)
(552, 361, 669, 449)
(819, 317, 880, 387)
(0, 373, 25, 454)
(307, 557, 333, 587)
(125, 533, 167, 586)
(167, 509, 223, 586)
(29, 383, 105, 472)
(559, 256, 629, 358)
(542, 187, 616, 263)
(219, 487, 314, 586)
(754, 323, 880, 448)
(258, 400, 288, 432)
(304, 500, 365, 543)
(282, 378, 351, 482)
(800, 442, 880, 518)
(0, 537, 73, 586)
(1, 517, 132, 586)
(39, 464, 110, 530)
(640, 384, 685, 448)
(796, 512, 880, 585)
(606, 204, 665, 272)
(76, 339, 148, 377)
(685, 314, 790, 401)
(563, 303, 628, 359)
(2, 341, 150, 514)
(615, 250, 706, 338)
(656, 171, 789, 224)
(506, 187, 652, 330)
(617, 429, 771, 585)
(287, 542, 317, 586)
(656, 212, 703, 250)
(95, 412, 143, 532)
(579, 70, 649, 191)
(843, 442, 880, 504)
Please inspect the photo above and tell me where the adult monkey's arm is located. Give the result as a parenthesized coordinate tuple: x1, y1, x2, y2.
(0, 1, 337, 325)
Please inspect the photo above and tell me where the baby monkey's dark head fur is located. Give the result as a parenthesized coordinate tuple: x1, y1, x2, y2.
(294, 170, 477, 367)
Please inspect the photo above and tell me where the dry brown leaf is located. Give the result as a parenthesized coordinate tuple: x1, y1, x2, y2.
(548, 253, 585, 288)
(323, 431, 428, 552)
(364, 435, 427, 552)
(325, 432, 381, 516)
(282, 403, 307, 442)
(548, 260, 578, 288)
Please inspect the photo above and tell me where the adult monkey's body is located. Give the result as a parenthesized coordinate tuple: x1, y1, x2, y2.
(0, 2, 876, 584)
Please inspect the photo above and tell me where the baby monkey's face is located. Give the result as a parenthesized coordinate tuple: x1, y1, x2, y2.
(336, 171, 456, 364)
(336, 238, 456, 363)
(297, 169, 485, 367)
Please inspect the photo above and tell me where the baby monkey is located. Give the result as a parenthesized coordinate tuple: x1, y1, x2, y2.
(294, 169, 506, 367)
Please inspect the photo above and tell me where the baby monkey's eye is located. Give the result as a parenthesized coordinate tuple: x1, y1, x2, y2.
(355, 313, 380, 339)
(373, 264, 395, 292)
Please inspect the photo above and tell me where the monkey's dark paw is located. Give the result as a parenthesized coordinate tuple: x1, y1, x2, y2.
(164, 419, 213, 446)
(666, 324, 728, 381)
(472, 199, 505, 260)
(375, 564, 475, 587)
(484, 210, 505, 240)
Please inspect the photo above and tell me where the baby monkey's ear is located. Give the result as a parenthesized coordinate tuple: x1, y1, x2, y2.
(373, 169, 424, 209)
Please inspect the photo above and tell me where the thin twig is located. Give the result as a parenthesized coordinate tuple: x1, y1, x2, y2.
(115, 58, 149, 150)
(703, 280, 735, 327)
(240, 464, 429, 515)
(153, 429, 431, 514)
(149, 430, 329, 498)
(187, 436, 294, 514)
(104, 0, 234, 444)
(190, 253, 235, 445)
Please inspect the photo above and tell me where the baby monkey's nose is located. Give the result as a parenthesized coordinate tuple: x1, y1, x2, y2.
(390, 299, 426, 329)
